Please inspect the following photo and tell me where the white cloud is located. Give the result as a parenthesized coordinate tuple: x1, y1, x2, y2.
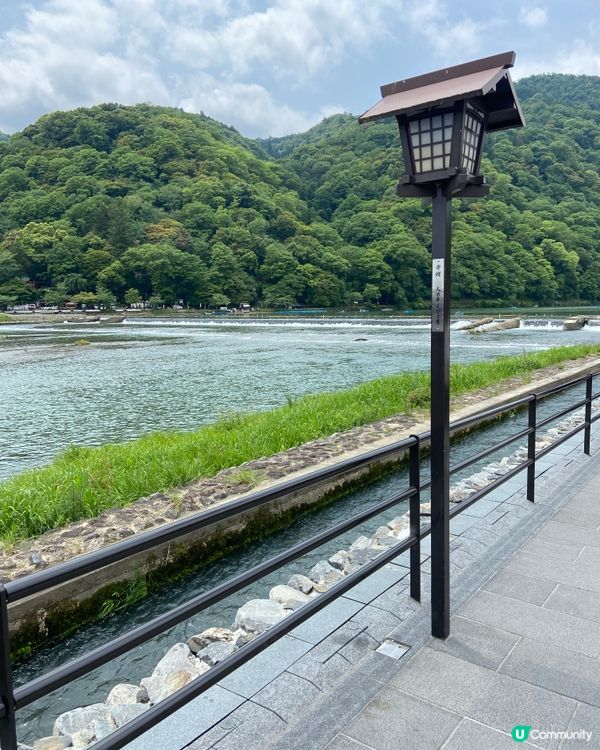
(179, 76, 343, 136)
(0, 0, 399, 135)
(516, 40, 600, 78)
(0, 0, 510, 136)
(0, 0, 168, 131)
(519, 6, 548, 29)
(169, 0, 402, 82)
(405, 0, 494, 58)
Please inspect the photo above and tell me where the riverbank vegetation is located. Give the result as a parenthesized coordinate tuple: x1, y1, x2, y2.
(0, 343, 598, 542)
(1, 75, 600, 310)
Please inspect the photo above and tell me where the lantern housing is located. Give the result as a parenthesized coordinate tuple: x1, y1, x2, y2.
(358, 51, 524, 197)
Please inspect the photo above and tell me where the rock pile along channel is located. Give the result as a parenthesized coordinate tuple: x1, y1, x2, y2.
(25, 401, 599, 750)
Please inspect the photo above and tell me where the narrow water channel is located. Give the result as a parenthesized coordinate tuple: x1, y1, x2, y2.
(14, 385, 584, 744)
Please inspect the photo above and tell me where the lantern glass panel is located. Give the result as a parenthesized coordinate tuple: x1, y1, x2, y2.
(409, 111, 453, 174)
(461, 109, 483, 174)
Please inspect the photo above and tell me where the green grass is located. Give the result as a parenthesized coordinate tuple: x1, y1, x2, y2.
(1, 343, 599, 543)
(0, 313, 12, 323)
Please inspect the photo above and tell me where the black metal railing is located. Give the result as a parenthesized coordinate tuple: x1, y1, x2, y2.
(0, 370, 598, 749)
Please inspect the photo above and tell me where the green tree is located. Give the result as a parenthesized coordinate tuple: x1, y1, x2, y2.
(70, 291, 97, 308)
(95, 287, 117, 310)
(0, 248, 20, 284)
(124, 287, 142, 305)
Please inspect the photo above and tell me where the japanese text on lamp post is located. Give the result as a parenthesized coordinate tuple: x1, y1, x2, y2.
(432, 259, 444, 333)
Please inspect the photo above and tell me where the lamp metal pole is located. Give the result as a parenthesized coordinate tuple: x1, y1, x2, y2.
(430, 185, 451, 639)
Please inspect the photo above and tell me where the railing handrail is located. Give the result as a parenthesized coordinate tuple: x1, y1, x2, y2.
(5, 433, 418, 602)
(0, 367, 598, 750)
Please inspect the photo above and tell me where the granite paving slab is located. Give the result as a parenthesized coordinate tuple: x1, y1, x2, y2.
(343, 564, 409, 605)
(218, 635, 311, 698)
(482, 569, 557, 606)
(343, 686, 460, 750)
(505, 550, 600, 593)
(388, 649, 576, 747)
(543, 582, 600, 623)
(499, 637, 600, 706)
(441, 718, 540, 749)
(426, 615, 520, 670)
(565, 704, 600, 749)
(459, 589, 600, 657)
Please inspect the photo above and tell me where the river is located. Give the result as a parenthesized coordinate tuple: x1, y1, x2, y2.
(0, 315, 598, 481)
(4, 314, 595, 742)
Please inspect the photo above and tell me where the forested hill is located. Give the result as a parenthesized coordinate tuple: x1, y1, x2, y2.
(1, 74, 600, 310)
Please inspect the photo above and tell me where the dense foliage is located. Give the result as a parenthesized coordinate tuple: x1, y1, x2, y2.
(1, 74, 600, 309)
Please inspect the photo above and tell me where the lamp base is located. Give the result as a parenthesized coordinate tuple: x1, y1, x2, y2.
(396, 173, 490, 199)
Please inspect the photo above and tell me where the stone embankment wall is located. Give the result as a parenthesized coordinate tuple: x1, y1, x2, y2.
(4, 357, 600, 656)
(23, 397, 600, 750)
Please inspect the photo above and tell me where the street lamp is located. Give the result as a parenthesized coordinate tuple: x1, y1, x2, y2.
(358, 52, 524, 639)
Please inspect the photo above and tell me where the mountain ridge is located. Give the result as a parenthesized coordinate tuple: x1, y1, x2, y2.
(1, 74, 600, 309)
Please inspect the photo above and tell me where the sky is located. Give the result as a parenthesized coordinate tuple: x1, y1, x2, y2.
(1, 0, 600, 138)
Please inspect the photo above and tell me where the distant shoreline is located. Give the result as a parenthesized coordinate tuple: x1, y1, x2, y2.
(2, 304, 600, 326)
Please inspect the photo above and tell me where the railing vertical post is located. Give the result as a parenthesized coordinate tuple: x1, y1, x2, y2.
(584, 376, 593, 456)
(0, 587, 16, 750)
(527, 395, 537, 503)
(409, 437, 421, 602)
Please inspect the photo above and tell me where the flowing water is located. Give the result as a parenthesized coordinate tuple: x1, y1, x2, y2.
(1, 315, 597, 480)
(3, 313, 593, 742)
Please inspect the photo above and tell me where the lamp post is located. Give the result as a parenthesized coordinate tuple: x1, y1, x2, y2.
(359, 52, 524, 639)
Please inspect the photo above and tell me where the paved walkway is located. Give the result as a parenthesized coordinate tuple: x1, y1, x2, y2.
(328, 457, 600, 750)
(125, 431, 599, 750)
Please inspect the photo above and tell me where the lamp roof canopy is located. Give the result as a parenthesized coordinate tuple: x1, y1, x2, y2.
(358, 51, 524, 132)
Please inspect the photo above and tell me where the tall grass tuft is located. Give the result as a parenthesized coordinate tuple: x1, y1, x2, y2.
(0, 343, 598, 542)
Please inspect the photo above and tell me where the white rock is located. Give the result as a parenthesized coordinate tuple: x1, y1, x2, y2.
(347, 545, 379, 566)
(348, 536, 371, 552)
(234, 599, 287, 633)
(150, 642, 205, 679)
(269, 584, 311, 610)
(195, 640, 236, 666)
(307, 561, 344, 589)
(449, 488, 468, 503)
(141, 667, 206, 705)
(373, 526, 398, 546)
(328, 550, 350, 571)
(110, 703, 149, 727)
(232, 627, 256, 646)
(54, 705, 114, 737)
(70, 717, 115, 749)
(187, 627, 236, 654)
(106, 683, 148, 705)
(70, 727, 94, 750)
(287, 574, 314, 594)
(387, 516, 410, 533)
(33, 738, 72, 750)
